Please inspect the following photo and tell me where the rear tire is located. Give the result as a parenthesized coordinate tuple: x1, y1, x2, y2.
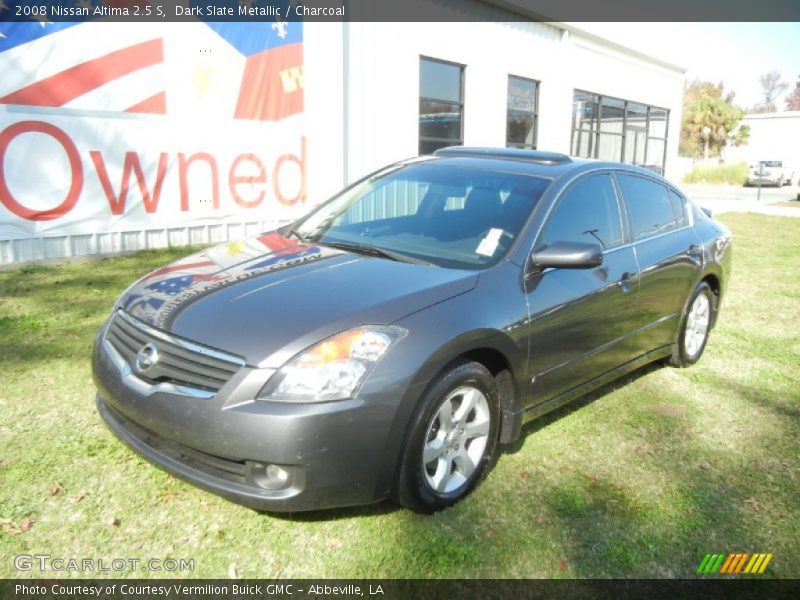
(395, 360, 500, 513)
(670, 282, 714, 367)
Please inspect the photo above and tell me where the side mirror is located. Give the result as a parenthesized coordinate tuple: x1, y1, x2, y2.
(530, 241, 603, 270)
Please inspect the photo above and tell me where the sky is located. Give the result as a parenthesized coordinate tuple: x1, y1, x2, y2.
(572, 22, 800, 111)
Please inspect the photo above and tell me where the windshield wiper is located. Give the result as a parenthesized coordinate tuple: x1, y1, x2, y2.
(285, 228, 307, 243)
(319, 241, 434, 266)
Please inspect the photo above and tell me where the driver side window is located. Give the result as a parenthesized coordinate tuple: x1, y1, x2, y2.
(537, 173, 624, 251)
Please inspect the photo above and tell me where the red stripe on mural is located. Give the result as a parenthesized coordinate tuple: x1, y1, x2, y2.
(125, 91, 166, 114)
(257, 232, 297, 252)
(0, 39, 163, 108)
(143, 260, 216, 281)
(234, 42, 303, 121)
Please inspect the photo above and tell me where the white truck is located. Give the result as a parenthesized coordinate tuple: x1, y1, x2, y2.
(745, 160, 795, 187)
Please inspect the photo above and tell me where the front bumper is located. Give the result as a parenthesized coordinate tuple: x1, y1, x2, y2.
(747, 175, 782, 185)
(92, 332, 401, 512)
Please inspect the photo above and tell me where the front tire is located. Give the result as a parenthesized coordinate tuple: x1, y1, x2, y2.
(670, 282, 714, 367)
(395, 360, 500, 513)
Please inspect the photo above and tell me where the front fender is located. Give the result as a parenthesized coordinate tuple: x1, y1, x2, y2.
(365, 266, 529, 496)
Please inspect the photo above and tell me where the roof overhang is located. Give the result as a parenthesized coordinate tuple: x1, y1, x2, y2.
(480, 1, 687, 74)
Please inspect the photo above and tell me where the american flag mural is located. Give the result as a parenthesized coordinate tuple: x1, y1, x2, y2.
(0, 9, 303, 120)
(121, 232, 328, 328)
(0, 8, 307, 252)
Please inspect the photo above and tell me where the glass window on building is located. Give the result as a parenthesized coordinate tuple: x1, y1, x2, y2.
(419, 57, 464, 155)
(570, 90, 670, 174)
(571, 91, 599, 158)
(645, 107, 669, 174)
(623, 102, 647, 165)
(506, 75, 539, 149)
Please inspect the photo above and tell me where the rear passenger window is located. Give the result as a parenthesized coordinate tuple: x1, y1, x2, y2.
(668, 189, 688, 228)
(617, 174, 678, 241)
(538, 173, 624, 251)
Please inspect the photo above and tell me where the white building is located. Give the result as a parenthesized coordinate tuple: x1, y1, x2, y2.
(0, 4, 686, 264)
(724, 111, 800, 176)
(305, 12, 686, 202)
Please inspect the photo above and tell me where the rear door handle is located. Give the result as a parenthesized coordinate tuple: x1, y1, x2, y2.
(617, 272, 637, 293)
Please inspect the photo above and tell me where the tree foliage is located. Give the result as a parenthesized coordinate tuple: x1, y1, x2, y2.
(786, 76, 800, 111)
(750, 70, 789, 113)
(760, 70, 789, 104)
(680, 80, 749, 158)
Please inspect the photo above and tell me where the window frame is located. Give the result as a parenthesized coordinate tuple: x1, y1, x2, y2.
(570, 89, 670, 174)
(615, 172, 687, 243)
(419, 56, 465, 154)
(532, 170, 628, 254)
(506, 74, 540, 150)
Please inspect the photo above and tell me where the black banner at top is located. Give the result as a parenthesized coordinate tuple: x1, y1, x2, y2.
(0, 0, 799, 23)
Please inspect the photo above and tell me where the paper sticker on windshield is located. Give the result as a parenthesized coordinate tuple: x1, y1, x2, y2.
(476, 228, 504, 256)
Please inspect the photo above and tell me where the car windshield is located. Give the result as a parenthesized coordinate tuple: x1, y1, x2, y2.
(293, 161, 551, 269)
(759, 161, 782, 168)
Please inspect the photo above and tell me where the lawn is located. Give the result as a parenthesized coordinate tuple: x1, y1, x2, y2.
(1, 213, 798, 579)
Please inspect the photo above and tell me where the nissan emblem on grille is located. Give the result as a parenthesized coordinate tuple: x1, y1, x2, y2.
(135, 343, 159, 375)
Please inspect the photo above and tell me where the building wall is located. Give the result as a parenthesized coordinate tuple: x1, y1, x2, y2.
(1, 12, 686, 264)
(724, 112, 800, 177)
(307, 15, 685, 196)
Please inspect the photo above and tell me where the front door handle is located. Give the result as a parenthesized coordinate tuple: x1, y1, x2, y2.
(617, 272, 637, 293)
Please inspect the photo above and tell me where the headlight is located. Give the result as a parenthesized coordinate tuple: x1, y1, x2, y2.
(257, 325, 407, 402)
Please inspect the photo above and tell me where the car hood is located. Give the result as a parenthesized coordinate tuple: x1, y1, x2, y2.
(118, 232, 478, 367)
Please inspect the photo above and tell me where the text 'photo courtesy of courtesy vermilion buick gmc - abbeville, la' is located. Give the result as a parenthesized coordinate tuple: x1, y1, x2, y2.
(92, 147, 732, 514)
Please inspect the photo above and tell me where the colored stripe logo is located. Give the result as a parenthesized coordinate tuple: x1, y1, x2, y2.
(697, 553, 773, 574)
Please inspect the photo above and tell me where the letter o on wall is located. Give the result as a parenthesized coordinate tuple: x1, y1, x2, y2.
(0, 120, 83, 221)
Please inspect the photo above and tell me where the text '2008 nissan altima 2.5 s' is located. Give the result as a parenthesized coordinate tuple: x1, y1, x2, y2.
(92, 147, 732, 514)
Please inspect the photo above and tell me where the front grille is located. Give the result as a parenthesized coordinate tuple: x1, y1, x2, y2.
(105, 310, 244, 394)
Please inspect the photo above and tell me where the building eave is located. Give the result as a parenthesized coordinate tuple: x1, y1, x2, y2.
(744, 111, 800, 120)
(480, 1, 687, 75)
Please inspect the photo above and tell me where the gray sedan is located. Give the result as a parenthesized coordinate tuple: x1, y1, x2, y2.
(93, 148, 732, 513)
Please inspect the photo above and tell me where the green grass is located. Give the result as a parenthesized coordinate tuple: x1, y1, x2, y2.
(682, 162, 748, 185)
(1, 214, 799, 579)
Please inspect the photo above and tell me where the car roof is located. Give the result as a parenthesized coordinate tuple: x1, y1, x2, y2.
(410, 146, 668, 182)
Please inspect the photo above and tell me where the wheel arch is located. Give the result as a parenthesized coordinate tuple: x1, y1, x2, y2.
(699, 271, 722, 328)
(406, 330, 524, 445)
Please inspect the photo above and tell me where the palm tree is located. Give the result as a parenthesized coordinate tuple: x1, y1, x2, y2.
(681, 94, 747, 159)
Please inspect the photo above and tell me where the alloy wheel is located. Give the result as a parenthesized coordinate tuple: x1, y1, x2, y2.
(684, 292, 710, 357)
(421, 385, 491, 494)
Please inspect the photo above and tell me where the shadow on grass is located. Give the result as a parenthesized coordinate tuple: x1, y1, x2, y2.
(504, 361, 664, 454)
(528, 372, 798, 577)
(318, 360, 798, 577)
(0, 251, 184, 366)
(267, 499, 399, 523)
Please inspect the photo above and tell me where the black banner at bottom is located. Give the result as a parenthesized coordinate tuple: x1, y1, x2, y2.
(2, 579, 800, 600)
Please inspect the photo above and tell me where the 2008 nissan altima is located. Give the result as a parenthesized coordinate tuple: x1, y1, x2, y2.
(92, 147, 732, 513)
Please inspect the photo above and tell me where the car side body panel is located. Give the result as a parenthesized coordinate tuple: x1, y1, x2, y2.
(627, 227, 704, 353)
(524, 244, 643, 406)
